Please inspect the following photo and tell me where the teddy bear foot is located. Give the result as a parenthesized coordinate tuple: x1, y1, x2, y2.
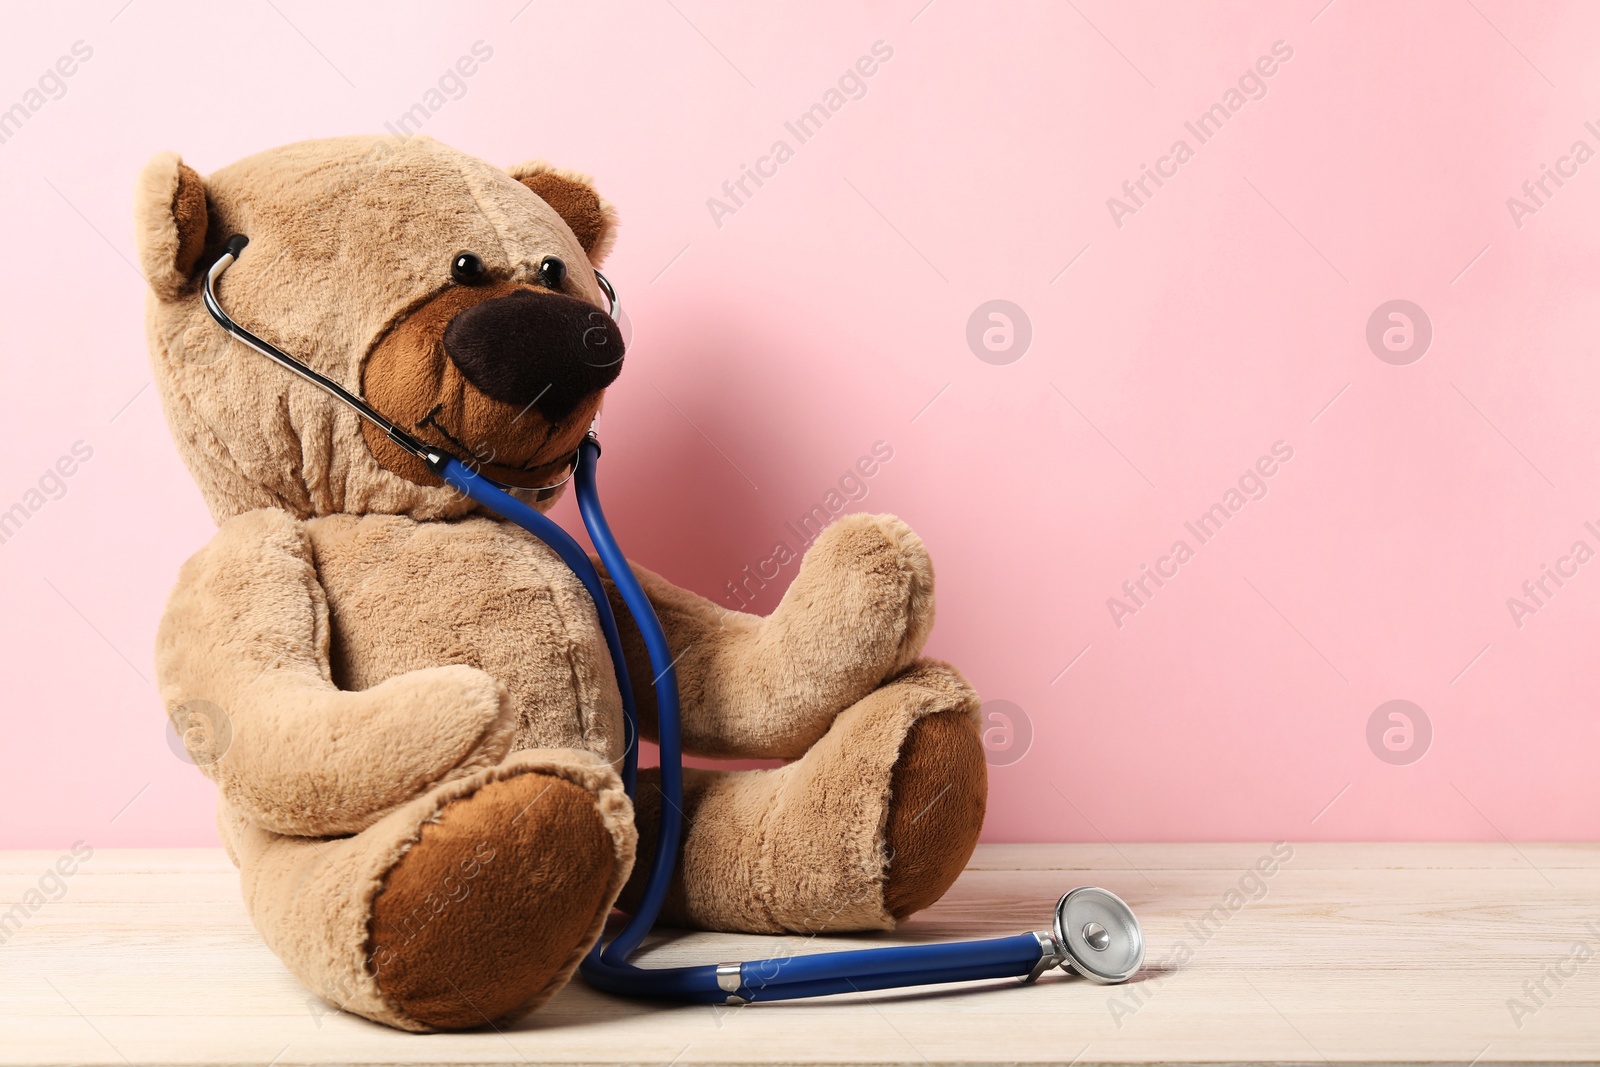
(621, 659, 985, 934)
(367, 772, 620, 1030)
(881, 704, 988, 921)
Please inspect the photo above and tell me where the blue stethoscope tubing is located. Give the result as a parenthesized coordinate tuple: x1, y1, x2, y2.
(200, 235, 1144, 1006)
(442, 448, 1055, 1004)
(441, 448, 1070, 1003)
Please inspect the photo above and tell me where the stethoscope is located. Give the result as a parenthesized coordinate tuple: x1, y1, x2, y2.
(202, 234, 1146, 1005)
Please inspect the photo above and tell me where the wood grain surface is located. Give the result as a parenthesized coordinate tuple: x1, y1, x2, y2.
(2, 844, 1596, 1065)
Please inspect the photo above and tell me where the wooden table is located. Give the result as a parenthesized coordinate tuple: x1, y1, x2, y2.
(2, 844, 1596, 1065)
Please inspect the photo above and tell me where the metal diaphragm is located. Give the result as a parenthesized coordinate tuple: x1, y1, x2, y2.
(1053, 886, 1145, 984)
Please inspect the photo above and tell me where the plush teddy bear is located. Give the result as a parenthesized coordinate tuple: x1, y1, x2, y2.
(135, 135, 987, 1032)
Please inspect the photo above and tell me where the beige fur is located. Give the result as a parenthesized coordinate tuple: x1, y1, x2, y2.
(227, 749, 634, 1031)
(622, 661, 979, 933)
(139, 136, 984, 1032)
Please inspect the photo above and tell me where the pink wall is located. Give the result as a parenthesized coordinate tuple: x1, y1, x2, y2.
(2, 1, 1597, 848)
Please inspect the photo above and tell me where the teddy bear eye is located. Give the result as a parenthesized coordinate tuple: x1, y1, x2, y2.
(451, 251, 489, 285)
(537, 256, 567, 289)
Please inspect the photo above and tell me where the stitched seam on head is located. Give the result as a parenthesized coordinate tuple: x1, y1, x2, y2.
(454, 148, 515, 271)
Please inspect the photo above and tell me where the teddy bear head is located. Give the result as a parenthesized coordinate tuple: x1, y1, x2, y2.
(135, 135, 623, 523)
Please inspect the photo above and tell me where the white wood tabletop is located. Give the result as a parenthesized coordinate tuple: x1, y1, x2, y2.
(2, 843, 1596, 1065)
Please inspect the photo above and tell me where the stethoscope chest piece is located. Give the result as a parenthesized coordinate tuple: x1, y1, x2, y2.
(1051, 887, 1145, 984)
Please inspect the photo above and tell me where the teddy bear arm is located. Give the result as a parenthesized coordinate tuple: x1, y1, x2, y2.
(594, 512, 935, 760)
(158, 510, 520, 837)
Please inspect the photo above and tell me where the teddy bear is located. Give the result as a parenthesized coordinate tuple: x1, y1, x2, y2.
(134, 134, 987, 1032)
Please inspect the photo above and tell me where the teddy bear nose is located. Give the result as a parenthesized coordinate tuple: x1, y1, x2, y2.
(442, 289, 625, 420)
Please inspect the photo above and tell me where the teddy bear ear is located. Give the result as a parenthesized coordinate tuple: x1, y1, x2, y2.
(506, 161, 618, 265)
(134, 151, 210, 301)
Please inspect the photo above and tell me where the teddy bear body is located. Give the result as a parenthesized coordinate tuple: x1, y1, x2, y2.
(309, 512, 625, 757)
(137, 135, 987, 1032)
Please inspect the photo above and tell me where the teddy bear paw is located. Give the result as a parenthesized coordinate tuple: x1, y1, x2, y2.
(785, 513, 936, 681)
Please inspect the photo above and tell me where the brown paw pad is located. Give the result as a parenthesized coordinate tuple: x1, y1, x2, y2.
(368, 773, 617, 1030)
(883, 709, 988, 921)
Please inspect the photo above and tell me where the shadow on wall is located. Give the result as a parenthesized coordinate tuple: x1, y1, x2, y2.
(563, 293, 822, 613)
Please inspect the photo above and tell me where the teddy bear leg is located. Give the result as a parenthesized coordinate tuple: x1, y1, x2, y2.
(619, 659, 985, 934)
(227, 751, 635, 1032)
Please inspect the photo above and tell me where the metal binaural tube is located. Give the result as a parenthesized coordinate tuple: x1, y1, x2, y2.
(202, 238, 437, 463)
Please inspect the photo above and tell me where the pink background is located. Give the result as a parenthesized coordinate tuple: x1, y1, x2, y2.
(2, 1, 1597, 848)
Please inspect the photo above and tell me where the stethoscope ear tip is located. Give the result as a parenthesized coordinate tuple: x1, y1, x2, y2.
(1052, 886, 1145, 984)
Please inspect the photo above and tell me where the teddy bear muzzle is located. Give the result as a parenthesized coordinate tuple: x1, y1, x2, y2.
(443, 287, 625, 422)
(359, 277, 626, 491)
